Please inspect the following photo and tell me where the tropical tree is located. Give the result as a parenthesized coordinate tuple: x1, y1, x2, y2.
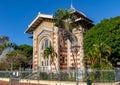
(3, 42, 18, 50)
(6, 50, 28, 70)
(17, 44, 33, 60)
(84, 16, 120, 66)
(43, 46, 57, 71)
(54, 9, 77, 43)
(54, 9, 75, 31)
(0, 42, 32, 70)
(54, 9, 78, 72)
(0, 44, 5, 55)
(83, 43, 113, 81)
(0, 58, 9, 70)
(0, 42, 17, 55)
(5, 50, 17, 70)
(0, 42, 17, 70)
(84, 43, 112, 70)
(15, 44, 33, 69)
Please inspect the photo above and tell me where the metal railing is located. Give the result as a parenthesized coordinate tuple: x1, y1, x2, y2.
(0, 69, 120, 84)
(86, 69, 120, 83)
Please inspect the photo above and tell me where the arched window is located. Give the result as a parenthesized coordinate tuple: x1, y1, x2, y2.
(40, 38, 51, 67)
(41, 38, 51, 50)
(45, 39, 49, 48)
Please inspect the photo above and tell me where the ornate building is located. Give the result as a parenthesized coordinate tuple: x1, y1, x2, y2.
(25, 7, 93, 78)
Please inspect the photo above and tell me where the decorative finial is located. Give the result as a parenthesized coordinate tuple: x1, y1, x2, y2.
(69, 0, 75, 12)
(70, 0, 74, 9)
(38, 12, 41, 15)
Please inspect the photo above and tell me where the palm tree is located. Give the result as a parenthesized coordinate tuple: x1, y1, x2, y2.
(83, 43, 112, 81)
(54, 9, 77, 43)
(54, 9, 78, 75)
(84, 43, 112, 69)
(43, 46, 57, 72)
(54, 9, 75, 31)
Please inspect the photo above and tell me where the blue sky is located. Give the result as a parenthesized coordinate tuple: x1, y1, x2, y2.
(0, 0, 120, 46)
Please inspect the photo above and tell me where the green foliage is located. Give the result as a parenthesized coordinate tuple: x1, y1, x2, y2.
(84, 16, 120, 66)
(84, 43, 112, 69)
(54, 8, 75, 31)
(17, 44, 33, 60)
(89, 70, 115, 82)
(54, 8, 77, 44)
(39, 72, 73, 81)
(6, 50, 28, 70)
(43, 46, 57, 72)
(0, 44, 4, 55)
(0, 42, 17, 55)
(0, 58, 9, 70)
(0, 43, 32, 70)
(40, 72, 48, 80)
(3, 42, 18, 50)
(43, 46, 56, 60)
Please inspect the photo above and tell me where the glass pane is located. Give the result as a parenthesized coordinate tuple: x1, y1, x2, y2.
(45, 39, 49, 48)
(41, 41, 44, 50)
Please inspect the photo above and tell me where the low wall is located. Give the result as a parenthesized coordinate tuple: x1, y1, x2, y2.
(21, 80, 87, 85)
(0, 78, 86, 85)
(92, 83, 116, 85)
(0, 78, 119, 85)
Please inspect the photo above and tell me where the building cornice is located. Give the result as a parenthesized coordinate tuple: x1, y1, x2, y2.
(25, 9, 94, 34)
(25, 13, 53, 34)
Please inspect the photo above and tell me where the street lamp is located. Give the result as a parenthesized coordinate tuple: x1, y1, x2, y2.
(71, 45, 80, 85)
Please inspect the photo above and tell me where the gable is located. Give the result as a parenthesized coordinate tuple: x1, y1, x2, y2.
(34, 21, 54, 36)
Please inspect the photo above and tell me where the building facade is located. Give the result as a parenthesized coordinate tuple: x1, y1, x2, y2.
(25, 7, 93, 76)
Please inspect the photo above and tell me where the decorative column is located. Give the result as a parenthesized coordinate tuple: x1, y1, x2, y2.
(53, 27, 60, 73)
(33, 33, 38, 71)
(56, 27, 60, 73)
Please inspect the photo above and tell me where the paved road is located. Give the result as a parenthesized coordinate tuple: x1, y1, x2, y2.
(0, 80, 46, 85)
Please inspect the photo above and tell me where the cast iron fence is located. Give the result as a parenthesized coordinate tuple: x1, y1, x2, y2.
(86, 68, 120, 83)
(0, 69, 120, 84)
